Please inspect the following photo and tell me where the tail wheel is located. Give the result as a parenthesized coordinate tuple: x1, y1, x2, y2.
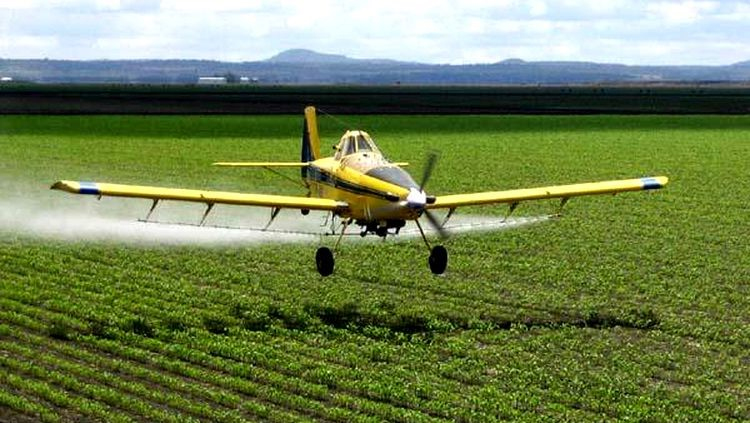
(428, 245, 448, 275)
(315, 247, 335, 276)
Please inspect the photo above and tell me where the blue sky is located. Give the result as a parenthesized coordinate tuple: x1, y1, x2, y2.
(1, 0, 749, 65)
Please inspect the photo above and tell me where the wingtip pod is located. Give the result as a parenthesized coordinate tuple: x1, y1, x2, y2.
(50, 180, 101, 195)
(641, 176, 669, 190)
(51, 180, 76, 192)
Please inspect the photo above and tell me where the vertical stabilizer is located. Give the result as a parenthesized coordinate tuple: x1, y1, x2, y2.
(301, 106, 321, 179)
(302, 106, 321, 161)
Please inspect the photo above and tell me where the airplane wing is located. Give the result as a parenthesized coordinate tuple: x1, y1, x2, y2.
(213, 162, 309, 167)
(427, 176, 668, 209)
(51, 180, 347, 212)
(213, 161, 410, 167)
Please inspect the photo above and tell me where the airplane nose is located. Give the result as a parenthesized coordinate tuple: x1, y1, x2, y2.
(406, 188, 427, 209)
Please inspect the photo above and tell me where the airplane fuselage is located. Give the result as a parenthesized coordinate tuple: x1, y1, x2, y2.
(304, 145, 430, 237)
(307, 156, 420, 220)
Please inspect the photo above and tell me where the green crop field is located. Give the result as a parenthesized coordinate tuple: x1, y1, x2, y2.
(1, 114, 749, 422)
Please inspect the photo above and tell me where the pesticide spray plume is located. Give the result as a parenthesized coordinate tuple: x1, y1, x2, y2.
(399, 213, 550, 239)
(0, 195, 318, 247)
(1, 191, 550, 248)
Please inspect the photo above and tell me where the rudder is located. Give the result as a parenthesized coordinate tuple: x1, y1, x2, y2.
(301, 106, 321, 178)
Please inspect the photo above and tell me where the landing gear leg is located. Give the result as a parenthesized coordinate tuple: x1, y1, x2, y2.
(333, 219, 350, 252)
(415, 219, 449, 275)
(316, 219, 349, 277)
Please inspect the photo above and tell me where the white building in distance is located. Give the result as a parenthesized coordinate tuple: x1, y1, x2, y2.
(197, 76, 227, 85)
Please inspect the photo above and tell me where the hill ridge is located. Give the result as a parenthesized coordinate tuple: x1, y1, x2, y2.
(2, 49, 749, 84)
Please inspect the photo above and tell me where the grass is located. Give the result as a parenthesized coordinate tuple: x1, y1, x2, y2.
(1, 114, 749, 421)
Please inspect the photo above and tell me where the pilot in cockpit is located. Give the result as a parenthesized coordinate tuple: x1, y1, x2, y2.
(336, 131, 380, 159)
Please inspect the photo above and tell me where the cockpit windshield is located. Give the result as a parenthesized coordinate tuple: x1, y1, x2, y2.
(344, 138, 356, 155)
(355, 135, 371, 152)
(336, 131, 380, 159)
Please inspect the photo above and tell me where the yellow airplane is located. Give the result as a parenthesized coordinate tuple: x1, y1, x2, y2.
(52, 106, 668, 276)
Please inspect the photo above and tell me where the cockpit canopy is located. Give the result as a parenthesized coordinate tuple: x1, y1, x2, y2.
(335, 131, 381, 159)
(334, 129, 420, 190)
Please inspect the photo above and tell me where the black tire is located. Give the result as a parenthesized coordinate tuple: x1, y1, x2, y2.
(315, 247, 335, 276)
(428, 245, 448, 275)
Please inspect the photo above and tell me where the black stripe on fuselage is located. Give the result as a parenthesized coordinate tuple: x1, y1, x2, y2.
(306, 166, 399, 201)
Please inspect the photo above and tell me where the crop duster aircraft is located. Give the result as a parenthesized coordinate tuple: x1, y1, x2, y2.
(52, 107, 668, 276)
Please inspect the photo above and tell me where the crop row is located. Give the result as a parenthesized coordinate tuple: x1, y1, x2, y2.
(1, 241, 669, 342)
(3, 243, 749, 421)
(0, 379, 61, 423)
(1, 285, 623, 421)
(2, 265, 559, 421)
(2, 328, 333, 422)
(1, 303, 451, 421)
(9, 286, 745, 423)
(4, 233, 750, 420)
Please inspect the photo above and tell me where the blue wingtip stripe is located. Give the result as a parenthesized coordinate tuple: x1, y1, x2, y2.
(641, 177, 662, 190)
(78, 181, 100, 195)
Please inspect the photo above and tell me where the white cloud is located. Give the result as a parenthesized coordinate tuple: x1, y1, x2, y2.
(0, 1, 747, 64)
(0, 0, 66, 8)
(282, 1, 338, 31)
(94, 0, 119, 11)
(563, 0, 631, 16)
(160, 0, 264, 12)
(529, 0, 548, 17)
(93, 35, 164, 50)
(714, 2, 750, 21)
(646, 1, 719, 25)
(120, 0, 160, 11)
(0, 35, 58, 57)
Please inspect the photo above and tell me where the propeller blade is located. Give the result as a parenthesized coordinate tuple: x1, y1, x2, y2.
(423, 209, 448, 239)
(419, 151, 440, 192)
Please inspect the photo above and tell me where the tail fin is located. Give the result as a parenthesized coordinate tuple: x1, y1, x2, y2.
(301, 106, 321, 179)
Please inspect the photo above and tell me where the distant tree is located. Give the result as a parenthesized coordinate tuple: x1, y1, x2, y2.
(222, 72, 239, 83)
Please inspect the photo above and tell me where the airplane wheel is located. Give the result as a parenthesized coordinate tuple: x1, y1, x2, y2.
(315, 247, 335, 276)
(428, 245, 448, 275)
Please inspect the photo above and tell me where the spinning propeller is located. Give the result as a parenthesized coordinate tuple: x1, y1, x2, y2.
(419, 150, 439, 192)
(418, 151, 448, 239)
